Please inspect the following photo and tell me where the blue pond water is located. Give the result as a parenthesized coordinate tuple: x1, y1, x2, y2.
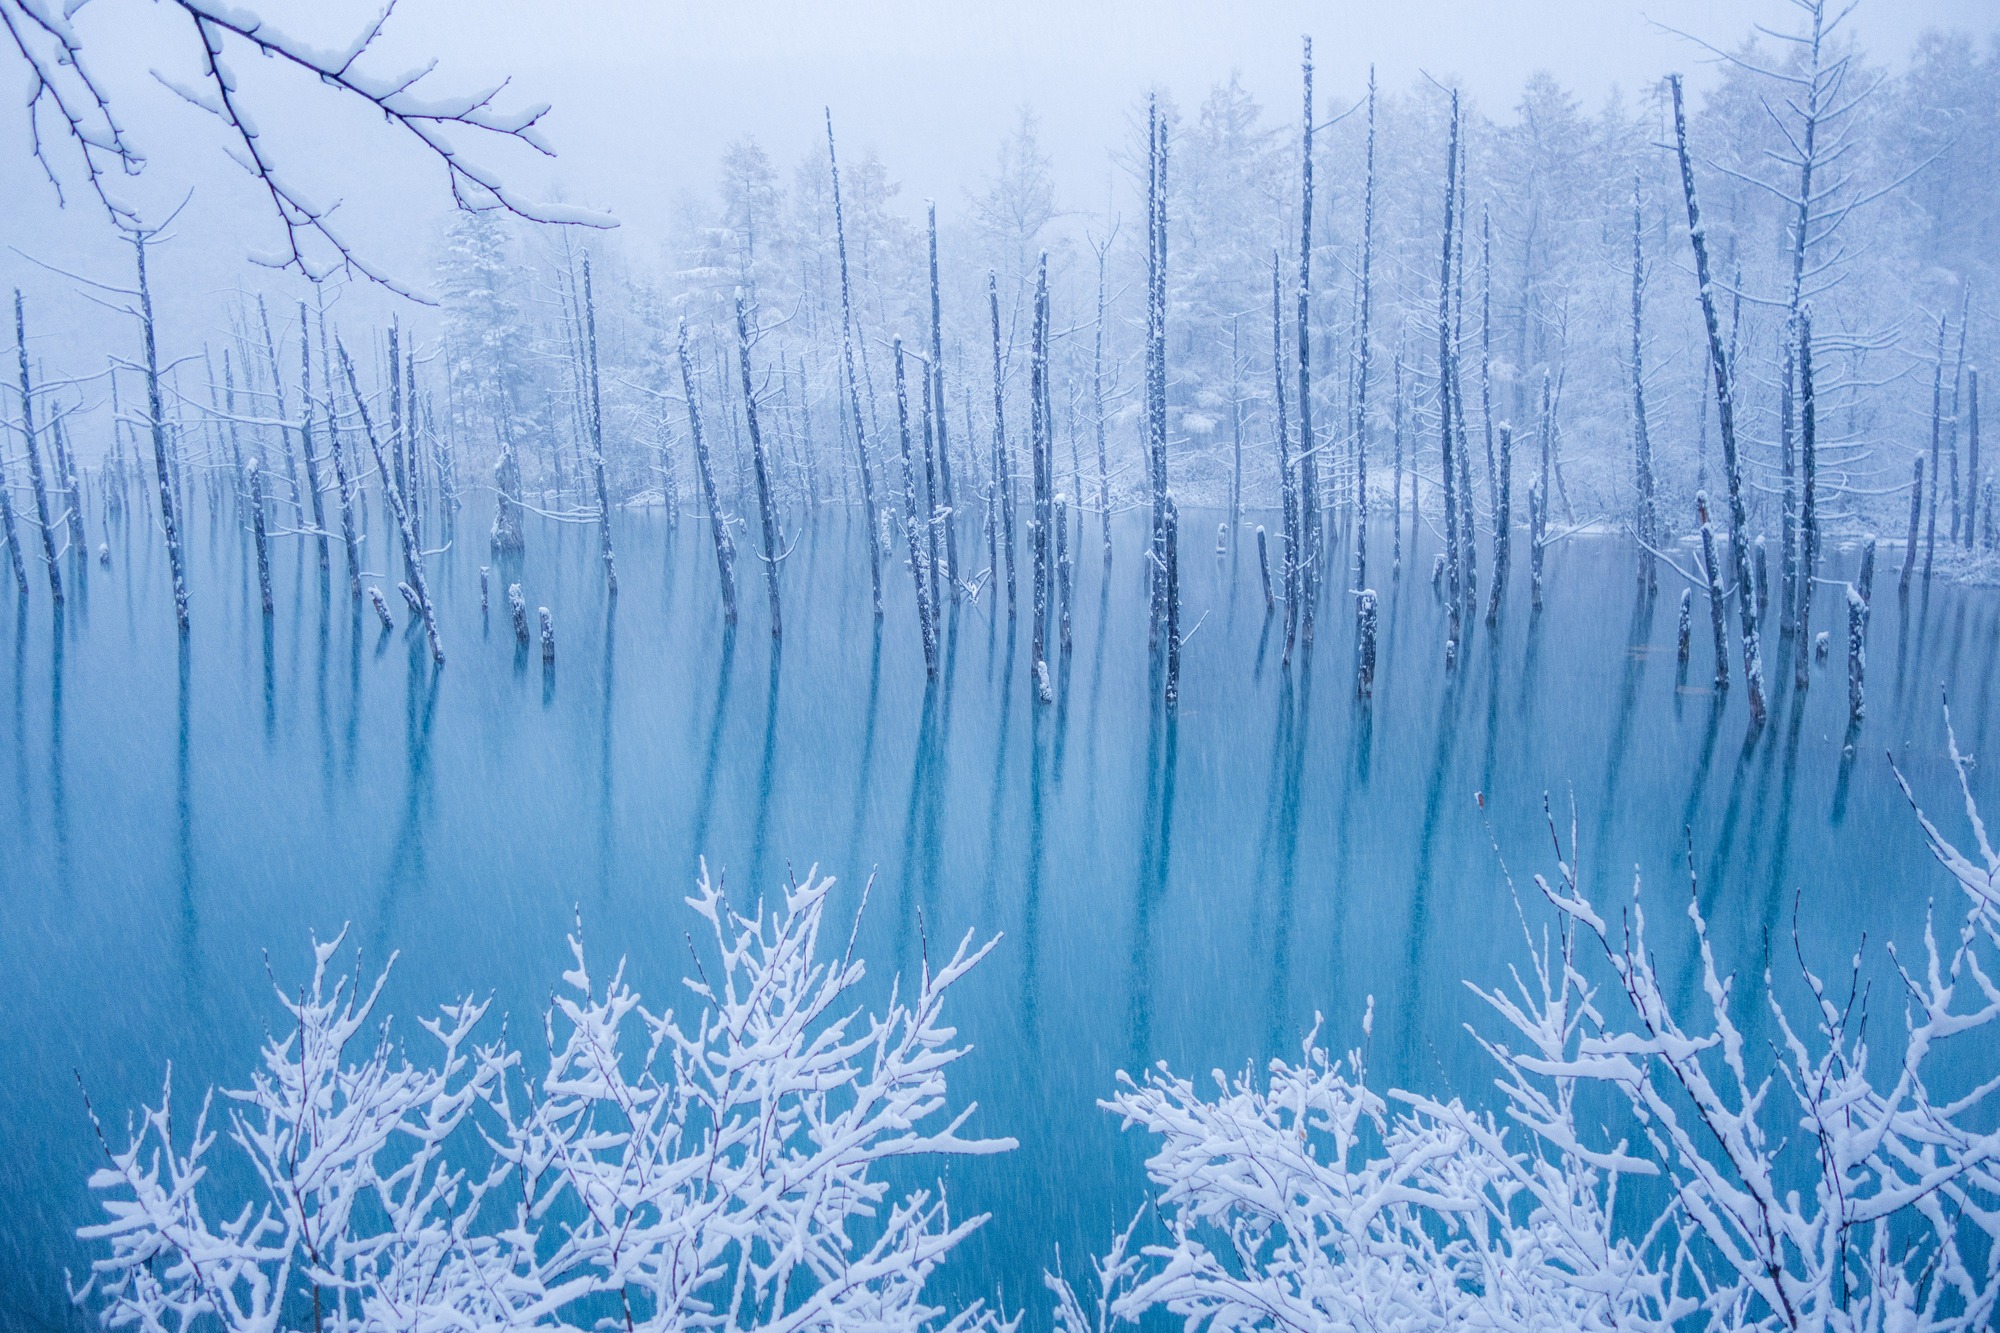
(1, 502, 1995, 1327)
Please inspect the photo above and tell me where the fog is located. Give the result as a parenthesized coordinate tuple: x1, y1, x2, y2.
(4, 0, 1995, 349)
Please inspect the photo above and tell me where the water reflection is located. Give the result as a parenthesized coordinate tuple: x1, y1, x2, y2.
(0, 506, 1994, 1329)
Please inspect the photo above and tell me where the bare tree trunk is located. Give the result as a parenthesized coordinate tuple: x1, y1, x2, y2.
(1031, 256, 1053, 692)
(926, 204, 959, 592)
(583, 254, 618, 593)
(1095, 247, 1114, 565)
(735, 291, 783, 639)
(1295, 38, 1321, 636)
(15, 293, 63, 606)
(248, 456, 272, 615)
(1164, 496, 1180, 707)
(1146, 97, 1170, 645)
(0, 425, 27, 598)
(1967, 367, 1982, 552)
(1274, 254, 1299, 666)
(1794, 310, 1819, 690)
(1486, 424, 1512, 624)
(135, 240, 189, 632)
(314, 295, 363, 600)
(1629, 177, 1659, 591)
(1698, 492, 1729, 691)
(920, 352, 943, 615)
(1925, 318, 1945, 582)
(294, 303, 328, 568)
(678, 318, 737, 623)
(1354, 72, 1377, 602)
(1390, 348, 1404, 576)
(1846, 585, 1865, 723)
(894, 339, 937, 675)
(339, 340, 443, 664)
(1900, 457, 1924, 597)
(988, 274, 1020, 618)
(1779, 330, 1798, 637)
(1672, 75, 1766, 726)
(1436, 93, 1462, 666)
(827, 110, 884, 617)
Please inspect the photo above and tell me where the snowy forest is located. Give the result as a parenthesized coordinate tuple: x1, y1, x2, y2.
(3, 0, 2000, 1330)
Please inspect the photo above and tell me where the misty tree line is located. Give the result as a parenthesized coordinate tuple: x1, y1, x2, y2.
(4, 1, 1994, 716)
(431, 7, 1996, 566)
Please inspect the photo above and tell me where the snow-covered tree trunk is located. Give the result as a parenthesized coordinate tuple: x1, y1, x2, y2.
(989, 273, 1018, 618)
(1094, 246, 1113, 566)
(583, 254, 618, 594)
(1273, 254, 1300, 667)
(1628, 177, 1658, 592)
(677, 318, 737, 625)
(1357, 588, 1377, 696)
(1294, 39, 1321, 633)
(248, 456, 271, 616)
(1698, 491, 1730, 691)
(338, 341, 443, 664)
(1846, 583, 1865, 721)
(1967, 367, 1982, 552)
(894, 339, 937, 676)
(1794, 310, 1819, 690)
(1031, 256, 1052, 691)
(926, 204, 959, 593)
(1671, 74, 1765, 726)
(920, 347, 943, 616)
(134, 239, 188, 633)
(1901, 458, 1924, 596)
(0, 440, 26, 598)
(15, 292, 63, 606)
(1257, 526, 1273, 611)
(1436, 94, 1462, 667)
(1163, 496, 1180, 707)
(290, 304, 328, 568)
(735, 290, 783, 639)
(1390, 349, 1404, 577)
(827, 111, 884, 619)
(1925, 319, 1947, 582)
(1486, 422, 1512, 624)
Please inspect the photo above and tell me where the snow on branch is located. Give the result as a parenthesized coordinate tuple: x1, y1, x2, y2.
(1077, 731, 2000, 1332)
(3, 0, 612, 297)
(72, 865, 1014, 1333)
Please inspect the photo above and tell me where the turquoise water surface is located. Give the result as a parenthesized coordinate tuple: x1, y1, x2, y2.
(2, 503, 1994, 1327)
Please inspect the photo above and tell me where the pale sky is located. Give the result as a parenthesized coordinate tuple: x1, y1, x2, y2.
(0, 0, 1993, 340)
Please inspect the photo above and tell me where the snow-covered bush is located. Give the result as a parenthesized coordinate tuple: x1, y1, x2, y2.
(73, 868, 1015, 1333)
(1070, 715, 2000, 1332)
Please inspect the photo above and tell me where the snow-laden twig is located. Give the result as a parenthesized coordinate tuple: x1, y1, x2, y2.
(73, 867, 1015, 1333)
(1085, 728, 2000, 1332)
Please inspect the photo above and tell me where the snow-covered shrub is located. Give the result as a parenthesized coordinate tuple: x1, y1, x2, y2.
(1071, 714, 2000, 1332)
(73, 868, 1015, 1333)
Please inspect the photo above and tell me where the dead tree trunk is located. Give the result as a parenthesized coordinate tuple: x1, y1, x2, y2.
(15, 293, 63, 606)
(678, 318, 738, 624)
(734, 291, 783, 639)
(827, 110, 885, 617)
(1672, 74, 1766, 726)
(894, 339, 938, 675)
(339, 340, 443, 664)
(135, 239, 189, 632)
(583, 254, 618, 593)
(248, 456, 272, 615)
